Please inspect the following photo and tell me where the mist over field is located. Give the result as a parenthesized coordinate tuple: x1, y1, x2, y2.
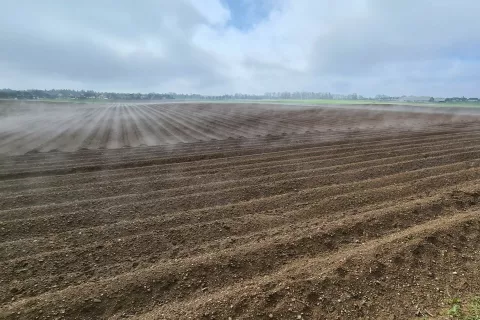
(0, 100, 478, 156)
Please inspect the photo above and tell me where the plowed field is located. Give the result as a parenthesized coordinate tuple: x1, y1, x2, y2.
(1, 103, 480, 319)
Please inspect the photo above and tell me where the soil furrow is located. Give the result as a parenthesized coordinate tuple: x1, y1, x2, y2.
(135, 210, 480, 320)
(3, 206, 479, 320)
(2, 145, 480, 209)
(0, 122, 477, 165)
(2, 160, 480, 240)
(2, 179, 480, 304)
(1, 134, 480, 194)
(1, 129, 480, 180)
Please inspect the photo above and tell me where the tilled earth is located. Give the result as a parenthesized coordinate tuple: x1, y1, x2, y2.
(1, 103, 480, 319)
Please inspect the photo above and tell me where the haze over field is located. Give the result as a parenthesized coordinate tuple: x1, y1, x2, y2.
(1, 0, 480, 97)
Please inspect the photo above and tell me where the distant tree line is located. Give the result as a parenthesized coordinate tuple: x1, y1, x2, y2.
(0, 89, 369, 101)
(0, 89, 478, 103)
(444, 96, 479, 102)
(0, 89, 174, 100)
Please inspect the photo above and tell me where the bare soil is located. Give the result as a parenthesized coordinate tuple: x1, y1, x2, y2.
(0, 103, 480, 319)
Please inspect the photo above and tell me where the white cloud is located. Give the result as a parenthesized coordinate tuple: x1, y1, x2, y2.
(0, 0, 479, 96)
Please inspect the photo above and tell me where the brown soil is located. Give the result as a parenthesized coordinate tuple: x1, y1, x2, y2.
(0, 103, 480, 319)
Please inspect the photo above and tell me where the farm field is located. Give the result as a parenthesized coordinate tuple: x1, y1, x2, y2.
(1, 102, 480, 319)
(1, 101, 480, 155)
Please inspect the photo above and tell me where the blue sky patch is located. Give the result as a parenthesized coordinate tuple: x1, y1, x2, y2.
(221, 0, 273, 30)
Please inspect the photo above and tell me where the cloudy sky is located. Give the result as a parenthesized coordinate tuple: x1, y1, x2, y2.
(1, 0, 479, 97)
